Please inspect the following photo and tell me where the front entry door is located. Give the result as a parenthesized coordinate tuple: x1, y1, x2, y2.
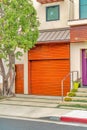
(82, 49, 87, 86)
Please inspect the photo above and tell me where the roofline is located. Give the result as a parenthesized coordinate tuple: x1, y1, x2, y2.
(39, 27, 70, 33)
(37, 39, 70, 44)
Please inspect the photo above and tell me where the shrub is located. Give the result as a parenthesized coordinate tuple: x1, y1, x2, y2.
(73, 81, 80, 89)
(67, 92, 76, 97)
(64, 97, 72, 101)
(71, 88, 78, 92)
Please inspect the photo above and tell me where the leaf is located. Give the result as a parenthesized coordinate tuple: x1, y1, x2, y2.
(0, 0, 39, 61)
(15, 51, 23, 60)
(0, 53, 5, 58)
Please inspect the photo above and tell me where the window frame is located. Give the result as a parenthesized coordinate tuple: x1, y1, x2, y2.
(46, 5, 60, 22)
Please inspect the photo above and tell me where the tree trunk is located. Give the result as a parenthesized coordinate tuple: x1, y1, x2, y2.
(0, 59, 6, 95)
(0, 52, 15, 96)
(7, 71, 15, 95)
(7, 52, 15, 96)
(3, 79, 8, 95)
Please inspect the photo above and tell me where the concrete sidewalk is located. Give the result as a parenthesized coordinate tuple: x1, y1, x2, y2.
(0, 95, 87, 124)
(0, 104, 71, 119)
(0, 95, 71, 120)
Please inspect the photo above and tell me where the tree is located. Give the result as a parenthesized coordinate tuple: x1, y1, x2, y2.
(0, 0, 39, 96)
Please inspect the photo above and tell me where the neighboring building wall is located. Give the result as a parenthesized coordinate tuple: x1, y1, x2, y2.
(33, 0, 69, 30)
(70, 42, 87, 79)
(68, 0, 87, 26)
(70, 25, 87, 43)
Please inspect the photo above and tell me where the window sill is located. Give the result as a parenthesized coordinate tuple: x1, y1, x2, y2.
(68, 19, 87, 26)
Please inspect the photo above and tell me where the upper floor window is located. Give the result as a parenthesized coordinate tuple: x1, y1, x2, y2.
(46, 5, 60, 21)
(80, 0, 87, 19)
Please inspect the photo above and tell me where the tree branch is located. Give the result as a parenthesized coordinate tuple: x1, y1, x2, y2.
(0, 71, 3, 76)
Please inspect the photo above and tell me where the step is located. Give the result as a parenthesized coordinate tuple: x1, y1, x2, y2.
(78, 88, 87, 93)
(6, 97, 59, 104)
(59, 106, 87, 110)
(0, 100, 58, 108)
(76, 92, 87, 97)
(60, 101, 87, 107)
(71, 97, 87, 102)
(16, 94, 61, 100)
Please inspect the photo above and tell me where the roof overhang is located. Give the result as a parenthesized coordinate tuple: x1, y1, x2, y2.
(37, 0, 64, 4)
(37, 28, 70, 44)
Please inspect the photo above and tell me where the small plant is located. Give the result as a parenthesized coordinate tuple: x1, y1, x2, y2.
(71, 88, 78, 92)
(73, 81, 80, 89)
(73, 78, 81, 89)
(67, 92, 76, 97)
(64, 97, 72, 101)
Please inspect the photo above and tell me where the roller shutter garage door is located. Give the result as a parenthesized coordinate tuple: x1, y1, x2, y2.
(28, 43, 70, 96)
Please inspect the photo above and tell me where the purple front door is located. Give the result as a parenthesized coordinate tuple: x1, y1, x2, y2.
(82, 49, 87, 86)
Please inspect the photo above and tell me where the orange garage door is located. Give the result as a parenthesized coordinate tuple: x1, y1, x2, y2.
(28, 43, 70, 96)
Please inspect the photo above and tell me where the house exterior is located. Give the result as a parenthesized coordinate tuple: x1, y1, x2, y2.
(15, 0, 87, 96)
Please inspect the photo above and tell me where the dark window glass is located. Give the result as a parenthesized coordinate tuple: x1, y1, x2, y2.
(80, 0, 87, 19)
(46, 5, 60, 21)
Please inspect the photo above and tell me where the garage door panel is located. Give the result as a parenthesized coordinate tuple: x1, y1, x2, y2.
(29, 60, 70, 96)
(29, 44, 70, 60)
(28, 44, 70, 96)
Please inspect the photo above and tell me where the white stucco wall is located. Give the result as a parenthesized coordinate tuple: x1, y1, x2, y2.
(15, 51, 28, 94)
(33, 0, 69, 30)
(74, 0, 79, 19)
(70, 43, 87, 79)
(24, 52, 28, 94)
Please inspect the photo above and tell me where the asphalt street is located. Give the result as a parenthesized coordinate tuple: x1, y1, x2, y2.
(0, 117, 87, 130)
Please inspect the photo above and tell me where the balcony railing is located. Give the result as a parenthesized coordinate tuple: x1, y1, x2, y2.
(37, 0, 64, 4)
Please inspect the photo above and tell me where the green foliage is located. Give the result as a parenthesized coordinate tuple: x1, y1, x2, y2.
(15, 51, 23, 60)
(73, 81, 80, 89)
(0, 0, 39, 59)
(71, 88, 78, 92)
(0, 53, 5, 58)
(0, 0, 39, 96)
(64, 97, 72, 101)
(67, 92, 76, 97)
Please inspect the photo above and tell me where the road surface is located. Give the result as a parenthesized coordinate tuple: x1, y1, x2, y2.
(0, 117, 87, 130)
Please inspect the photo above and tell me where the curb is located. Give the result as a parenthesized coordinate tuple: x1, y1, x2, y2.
(60, 116, 87, 124)
(0, 114, 60, 123)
